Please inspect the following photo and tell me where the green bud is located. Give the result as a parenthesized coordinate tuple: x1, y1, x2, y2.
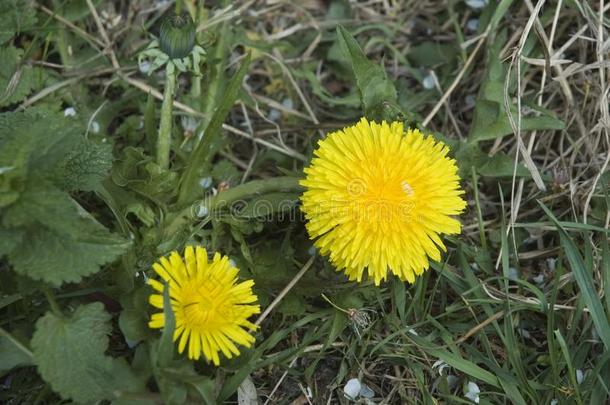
(160, 12, 196, 60)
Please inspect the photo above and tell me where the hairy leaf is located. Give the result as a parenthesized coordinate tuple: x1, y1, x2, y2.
(0, 47, 47, 107)
(0, 1, 37, 44)
(31, 303, 145, 403)
(336, 25, 399, 121)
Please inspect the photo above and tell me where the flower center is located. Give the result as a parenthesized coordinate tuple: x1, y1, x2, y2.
(347, 177, 415, 226)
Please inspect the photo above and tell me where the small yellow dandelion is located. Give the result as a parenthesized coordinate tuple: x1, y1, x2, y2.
(148, 246, 260, 365)
(300, 118, 466, 285)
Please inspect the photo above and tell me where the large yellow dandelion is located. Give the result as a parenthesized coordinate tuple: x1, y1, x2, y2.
(300, 118, 466, 285)
(148, 246, 260, 365)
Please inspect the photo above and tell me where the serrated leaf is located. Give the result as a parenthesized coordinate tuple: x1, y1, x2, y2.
(0, 46, 47, 107)
(0, 227, 23, 256)
(8, 222, 129, 286)
(0, 1, 37, 44)
(57, 139, 113, 192)
(31, 303, 145, 403)
(0, 108, 109, 191)
(336, 25, 398, 121)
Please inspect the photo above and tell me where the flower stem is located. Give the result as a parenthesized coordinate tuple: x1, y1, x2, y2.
(42, 287, 63, 318)
(164, 176, 302, 236)
(157, 64, 177, 170)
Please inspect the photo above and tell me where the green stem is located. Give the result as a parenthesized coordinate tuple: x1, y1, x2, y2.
(157, 64, 177, 170)
(175, 0, 182, 14)
(42, 287, 63, 318)
(165, 176, 302, 235)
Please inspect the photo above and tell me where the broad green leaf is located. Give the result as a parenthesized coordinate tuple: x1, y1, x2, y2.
(0, 1, 37, 44)
(0, 227, 23, 255)
(178, 53, 252, 206)
(8, 223, 129, 286)
(0, 47, 47, 107)
(2, 181, 130, 285)
(31, 303, 145, 403)
(336, 25, 399, 121)
(0, 108, 112, 193)
(468, 32, 564, 142)
(453, 141, 530, 178)
(57, 139, 113, 192)
(0, 330, 32, 374)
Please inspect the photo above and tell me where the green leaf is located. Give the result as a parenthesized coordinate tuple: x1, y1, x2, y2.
(157, 284, 175, 367)
(0, 329, 33, 374)
(453, 141, 530, 178)
(0, 1, 37, 44)
(336, 25, 399, 121)
(178, 53, 252, 206)
(0, 46, 47, 107)
(57, 139, 113, 192)
(8, 223, 129, 286)
(468, 32, 564, 142)
(0, 110, 129, 285)
(2, 180, 129, 285)
(0, 108, 110, 192)
(31, 303, 145, 403)
(539, 202, 610, 350)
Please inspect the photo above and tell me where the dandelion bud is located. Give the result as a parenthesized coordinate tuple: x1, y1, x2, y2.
(159, 12, 195, 59)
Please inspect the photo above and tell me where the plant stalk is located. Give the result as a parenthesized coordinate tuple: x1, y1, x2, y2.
(157, 64, 177, 170)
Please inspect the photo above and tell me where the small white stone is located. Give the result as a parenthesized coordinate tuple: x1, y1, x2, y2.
(422, 72, 436, 89)
(550, 400, 558, 405)
(90, 121, 100, 134)
(281, 98, 294, 110)
(533, 274, 545, 285)
(64, 107, 76, 117)
(576, 369, 584, 384)
(139, 60, 151, 74)
(464, 381, 480, 403)
(343, 378, 361, 401)
(508, 267, 519, 281)
(181, 115, 198, 132)
(359, 384, 374, 398)
(433, 360, 450, 375)
(268, 108, 281, 122)
(199, 177, 213, 189)
(196, 205, 209, 218)
(465, 0, 488, 9)
(466, 18, 479, 31)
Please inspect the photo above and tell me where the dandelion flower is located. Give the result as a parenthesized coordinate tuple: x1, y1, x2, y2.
(148, 246, 260, 365)
(300, 118, 466, 285)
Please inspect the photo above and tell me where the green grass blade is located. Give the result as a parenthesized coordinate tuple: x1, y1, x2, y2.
(177, 53, 252, 206)
(539, 201, 610, 350)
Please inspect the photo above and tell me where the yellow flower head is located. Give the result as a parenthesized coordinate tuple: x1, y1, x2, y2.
(148, 246, 260, 365)
(300, 118, 466, 285)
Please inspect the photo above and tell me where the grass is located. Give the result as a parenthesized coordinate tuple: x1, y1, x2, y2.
(1, 0, 609, 404)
